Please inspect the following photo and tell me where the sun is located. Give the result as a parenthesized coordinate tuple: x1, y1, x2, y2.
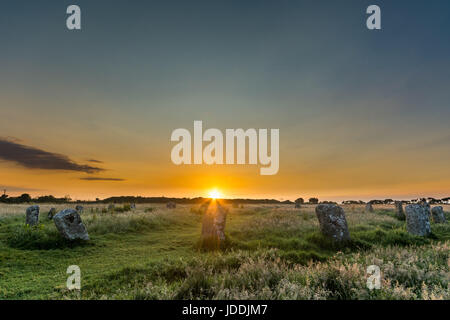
(208, 189, 222, 199)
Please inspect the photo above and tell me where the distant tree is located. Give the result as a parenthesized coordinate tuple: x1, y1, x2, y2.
(427, 197, 439, 204)
(342, 200, 364, 204)
(308, 197, 319, 204)
(37, 195, 56, 203)
(383, 199, 393, 204)
(0, 193, 8, 203)
(295, 198, 304, 204)
(18, 193, 31, 203)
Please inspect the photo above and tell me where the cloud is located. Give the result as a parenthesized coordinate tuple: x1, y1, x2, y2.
(86, 159, 104, 163)
(0, 138, 104, 173)
(79, 177, 125, 181)
(0, 185, 41, 192)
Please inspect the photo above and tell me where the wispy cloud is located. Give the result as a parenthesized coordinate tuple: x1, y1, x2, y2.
(0, 185, 41, 192)
(0, 138, 104, 173)
(79, 177, 125, 181)
(86, 159, 104, 163)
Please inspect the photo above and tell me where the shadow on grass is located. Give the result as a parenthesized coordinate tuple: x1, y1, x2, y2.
(6, 224, 91, 250)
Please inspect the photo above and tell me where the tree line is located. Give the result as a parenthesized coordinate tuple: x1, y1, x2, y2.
(1, 193, 448, 205)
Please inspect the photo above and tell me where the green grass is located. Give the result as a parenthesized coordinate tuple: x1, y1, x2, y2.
(0, 203, 448, 299)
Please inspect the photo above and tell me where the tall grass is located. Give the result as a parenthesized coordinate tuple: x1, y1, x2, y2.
(67, 241, 449, 300)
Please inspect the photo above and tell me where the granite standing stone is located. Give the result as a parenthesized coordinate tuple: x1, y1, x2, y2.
(365, 203, 374, 213)
(166, 201, 176, 209)
(431, 206, 446, 224)
(48, 207, 57, 220)
(202, 203, 227, 243)
(315, 204, 350, 242)
(26, 205, 40, 226)
(394, 201, 405, 220)
(405, 204, 431, 236)
(53, 209, 89, 241)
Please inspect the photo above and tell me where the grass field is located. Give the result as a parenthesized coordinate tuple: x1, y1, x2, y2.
(0, 203, 449, 300)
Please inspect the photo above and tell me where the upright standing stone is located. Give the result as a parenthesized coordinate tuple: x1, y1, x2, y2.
(166, 201, 176, 209)
(48, 207, 57, 220)
(405, 204, 431, 236)
(201, 202, 227, 246)
(26, 205, 40, 226)
(418, 200, 431, 216)
(53, 209, 89, 241)
(75, 205, 84, 213)
(394, 201, 405, 220)
(431, 206, 446, 224)
(315, 204, 350, 242)
(365, 203, 374, 213)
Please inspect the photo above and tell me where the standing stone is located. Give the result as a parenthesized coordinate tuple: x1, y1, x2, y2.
(365, 203, 374, 213)
(48, 207, 57, 220)
(166, 201, 176, 209)
(405, 204, 431, 236)
(394, 201, 405, 220)
(130, 203, 136, 210)
(295, 203, 301, 209)
(201, 203, 227, 245)
(315, 204, 350, 242)
(53, 209, 89, 241)
(418, 200, 431, 216)
(431, 206, 446, 224)
(26, 205, 40, 226)
(75, 205, 84, 213)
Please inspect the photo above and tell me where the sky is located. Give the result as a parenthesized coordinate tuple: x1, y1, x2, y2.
(0, 0, 449, 201)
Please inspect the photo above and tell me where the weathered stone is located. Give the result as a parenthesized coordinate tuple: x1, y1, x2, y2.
(394, 201, 405, 220)
(405, 204, 431, 236)
(166, 201, 176, 209)
(26, 205, 40, 226)
(418, 200, 431, 216)
(75, 205, 84, 213)
(315, 204, 350, 242)
(48, 207, 57, 220)
(53, 209, 89, 241)
(201, 203, 227, 244)
(365, 203, 374, 213)
(431, 206, 446, 224)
